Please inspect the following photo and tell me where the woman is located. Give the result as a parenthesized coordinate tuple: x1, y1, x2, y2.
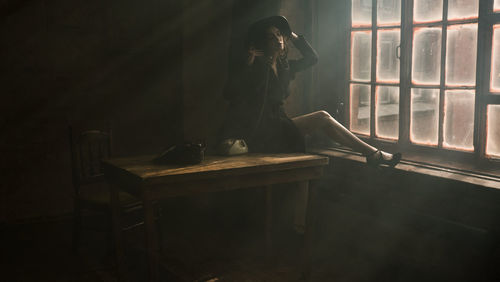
(221, 16, 401, 167)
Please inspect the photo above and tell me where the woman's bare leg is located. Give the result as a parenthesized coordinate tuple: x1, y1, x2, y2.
(291, 111, 399, 232)
(292, 110, 378, 156)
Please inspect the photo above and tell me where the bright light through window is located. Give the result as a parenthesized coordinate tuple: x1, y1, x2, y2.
(410, 88, 439, 146)
(350, 84, 371, 135)
(412, 27, 442, 85)
(414, 0, 443, 23)
(486, 105, 500, 158)
(443, 90, 475, 151)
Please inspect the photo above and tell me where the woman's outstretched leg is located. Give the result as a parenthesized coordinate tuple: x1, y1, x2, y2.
(292, 110, 376, 154)
(292, 110, 400, 164)
(290, 111, 400, 234)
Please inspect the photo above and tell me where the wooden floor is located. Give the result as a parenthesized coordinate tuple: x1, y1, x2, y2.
(1, 220, 299, 282)
(1, 196, 327, 282)
(3, 185, 498, 282)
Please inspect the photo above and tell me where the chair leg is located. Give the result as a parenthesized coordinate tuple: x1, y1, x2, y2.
(156, 206, 163, 253)
(265, 185, 273, 259)
(72, 200, 82, 254)
(107, 209, 116, 259)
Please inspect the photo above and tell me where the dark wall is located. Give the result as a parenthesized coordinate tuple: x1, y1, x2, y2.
(0, 0, 310, 222)
(1, 0, 195, 221)
(315, 0, 350, 121)
(181, 0, 232, 143)
(281, 0, 313, 117)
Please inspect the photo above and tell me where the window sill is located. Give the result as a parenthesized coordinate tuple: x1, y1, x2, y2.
(309, 146, 500, 190)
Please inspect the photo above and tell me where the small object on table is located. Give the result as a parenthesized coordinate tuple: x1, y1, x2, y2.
(216, 138, 249, 156)
(153, 142, 206, 165)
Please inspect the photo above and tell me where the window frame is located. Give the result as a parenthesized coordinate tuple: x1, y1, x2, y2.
(345, 0, 500, 163)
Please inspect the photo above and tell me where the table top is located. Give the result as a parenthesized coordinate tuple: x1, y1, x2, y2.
(103, 153, 329, 183)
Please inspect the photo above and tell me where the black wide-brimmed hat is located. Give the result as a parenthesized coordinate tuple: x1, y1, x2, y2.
(246, 16, 292, 47)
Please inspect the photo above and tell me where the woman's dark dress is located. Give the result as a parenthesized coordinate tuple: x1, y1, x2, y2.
(221, 35, 318, 153)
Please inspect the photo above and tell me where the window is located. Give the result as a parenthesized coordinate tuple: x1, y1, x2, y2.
(350, 0, 401, 139)
(348, 0, 500, 160)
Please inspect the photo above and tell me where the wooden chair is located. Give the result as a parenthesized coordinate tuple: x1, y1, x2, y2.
(68, 125, 151, 254)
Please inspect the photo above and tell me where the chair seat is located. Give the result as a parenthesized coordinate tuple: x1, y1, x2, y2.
(69, 125, 156, 255)
(79, 183, 140, 208)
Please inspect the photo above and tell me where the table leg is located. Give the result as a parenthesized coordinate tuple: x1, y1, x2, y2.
(110, 182, 125, 281)
(302, 181, 316, 280)
(293, 181, 309, 234)
(265, 185, 273, 259)
(143, 188, 160, 282)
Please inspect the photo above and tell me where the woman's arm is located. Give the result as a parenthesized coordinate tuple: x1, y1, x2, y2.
(288, 32, 319, 74)
(247, 46, 264, 66)
(224, 46, 268, 101)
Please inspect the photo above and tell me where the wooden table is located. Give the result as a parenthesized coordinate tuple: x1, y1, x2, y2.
(103, 153, 329, 282)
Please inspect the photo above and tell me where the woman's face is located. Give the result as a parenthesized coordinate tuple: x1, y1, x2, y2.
(265, 26, 284, 54)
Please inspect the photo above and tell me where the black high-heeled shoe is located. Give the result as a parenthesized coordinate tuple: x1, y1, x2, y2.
(365, 150, 402, 168)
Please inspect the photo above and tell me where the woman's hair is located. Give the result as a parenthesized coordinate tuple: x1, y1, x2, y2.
(249, 25, 288, 59)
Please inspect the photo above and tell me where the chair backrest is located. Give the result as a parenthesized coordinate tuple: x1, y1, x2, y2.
(69, 125, 112, 195)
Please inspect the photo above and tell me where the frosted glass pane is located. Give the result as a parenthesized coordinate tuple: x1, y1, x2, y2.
(414, 0, 443, 23)
(352, 0, 372, 27)
(412, 28, 442, 85)
(490, 25, 500, 93)
(410, 88, 439, 145)
(351, 31, 372, 81)
(495, 0, 500, 12)
(375, 86, 399, 139)
(377, 29, 400, 82)
(443, 90, 475, 150)
(446, 24, 477, 86)
(350, 84, 371, 135)
(486, 105, 500, 158)
(448, 0, 479, 20)
(377, 0, 401, 26)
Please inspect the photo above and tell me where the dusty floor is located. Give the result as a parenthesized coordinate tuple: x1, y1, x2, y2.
(1, 196, 325, 282)
(2, 188, 499, 282)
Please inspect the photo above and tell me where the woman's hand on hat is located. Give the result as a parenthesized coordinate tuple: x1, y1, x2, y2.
(290, 32, 299, 41)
